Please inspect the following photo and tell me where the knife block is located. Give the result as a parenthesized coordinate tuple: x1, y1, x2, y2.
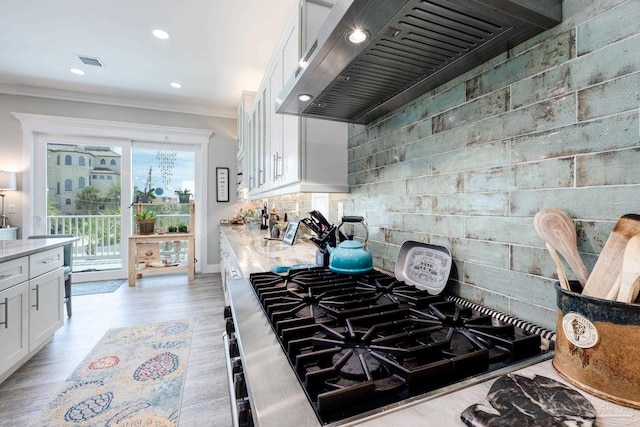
(316, 249, 329, 268)
(553, 281, 640, 409)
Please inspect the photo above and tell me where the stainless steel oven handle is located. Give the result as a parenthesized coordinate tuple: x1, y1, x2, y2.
(223, 332, 240, 427)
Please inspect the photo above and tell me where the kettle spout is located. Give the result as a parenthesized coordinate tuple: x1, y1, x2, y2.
(327, 245, 335, 254)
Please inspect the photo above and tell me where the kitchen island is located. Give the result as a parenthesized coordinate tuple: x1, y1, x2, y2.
(0, 237, 77, 383)
(220, 227, 640, 427)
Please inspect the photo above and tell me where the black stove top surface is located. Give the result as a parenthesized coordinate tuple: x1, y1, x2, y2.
(249, 268, 549, 425)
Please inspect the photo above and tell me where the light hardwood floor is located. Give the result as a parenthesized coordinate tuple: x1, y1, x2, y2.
(0, 273, 232, 427)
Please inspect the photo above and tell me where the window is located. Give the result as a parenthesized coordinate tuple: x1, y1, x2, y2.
(107, 176, 113, 180)
(56, 182, 60, 195)
(79, 156, 86, 166)
(93, 175, 97, 179)
(65, 199, 71, 205)
(79, 177, 86, 188)
(65, 155, 72, 165)
(100, 159, 106, 165)
(57, 155, 60, 165)
(100, 175, 105, 179)
(65, 179, 72, 191)
(110, 159, 116, 165)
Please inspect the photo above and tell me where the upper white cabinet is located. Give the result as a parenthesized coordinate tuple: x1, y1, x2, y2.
(236, 90, 255, 195)
(244, 0, 348, 198)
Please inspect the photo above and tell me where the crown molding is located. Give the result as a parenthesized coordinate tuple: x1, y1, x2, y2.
(0, 83, 236, 119)
(12, 112, 214, 144)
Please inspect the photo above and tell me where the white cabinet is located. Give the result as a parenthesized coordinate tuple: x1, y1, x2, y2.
(0, 281, 29, 376)
(249, 88, 268, 192)
(28, 247, 64, 350)
(29, 268, 63, 350)
(244, 0, 348, 199)
(237, 91, 256, 196)
(0, 246, 64, 383)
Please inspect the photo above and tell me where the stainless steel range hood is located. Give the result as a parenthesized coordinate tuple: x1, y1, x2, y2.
(276, 0, 562, 124)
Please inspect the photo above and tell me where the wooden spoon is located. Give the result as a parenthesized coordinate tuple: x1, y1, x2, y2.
(544, 242, 571, 291)
(616, 234, 640, 303)
(583, 214, 640, 298)
(534, 209, 589, 289)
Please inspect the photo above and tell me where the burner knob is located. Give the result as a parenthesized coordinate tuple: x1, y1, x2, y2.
(224, 305, 232, 319)
(226, 318, 235, 334)
(234, 372, 247, 399)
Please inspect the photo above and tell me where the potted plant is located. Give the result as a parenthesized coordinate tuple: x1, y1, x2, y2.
(167, 225, 177, 233)
(175, 189, 192, 203)
(135, 209, 157, 234)
(136, 188, 157, 203)
(177, 223, 189, 233)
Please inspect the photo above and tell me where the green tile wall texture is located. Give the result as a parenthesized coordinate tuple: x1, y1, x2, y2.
(343, 0, 640, 331)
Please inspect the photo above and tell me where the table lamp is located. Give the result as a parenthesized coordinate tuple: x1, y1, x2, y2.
(0, 170, 17, 228)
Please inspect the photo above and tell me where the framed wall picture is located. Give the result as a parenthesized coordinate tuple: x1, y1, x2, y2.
(282, 220, 300, 245)
(216, 167, 229, 202)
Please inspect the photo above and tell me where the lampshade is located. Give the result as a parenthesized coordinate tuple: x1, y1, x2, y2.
(0, 171, 17, 191)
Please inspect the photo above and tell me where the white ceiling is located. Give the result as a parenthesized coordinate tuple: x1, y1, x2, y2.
(0, 0, 300, 118)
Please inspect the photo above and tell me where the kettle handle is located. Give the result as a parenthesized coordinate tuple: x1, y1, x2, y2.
(336, 216, 369, 249)
(341, 216, 364, 223)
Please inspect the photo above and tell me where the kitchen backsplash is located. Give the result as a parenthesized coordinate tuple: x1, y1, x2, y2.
(266, 0, 640, 331)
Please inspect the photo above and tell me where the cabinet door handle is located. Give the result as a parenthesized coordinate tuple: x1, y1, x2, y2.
(42, 256, 59, 264)
(273, 152, 282, 180)
(0, 297, 7, 329)
(0, 273, 13, 280)
(32, 284, 39, 310)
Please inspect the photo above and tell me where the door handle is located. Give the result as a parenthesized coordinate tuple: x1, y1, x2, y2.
(32, 284, 40, 310)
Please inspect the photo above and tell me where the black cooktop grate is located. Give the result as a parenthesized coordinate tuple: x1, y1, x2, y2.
(249, 268, 552, 425)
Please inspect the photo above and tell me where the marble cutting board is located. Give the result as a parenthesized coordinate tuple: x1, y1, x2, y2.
(461, 373, 596, 426)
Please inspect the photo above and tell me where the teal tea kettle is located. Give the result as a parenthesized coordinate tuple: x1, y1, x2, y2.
(327, 216, 373, 274)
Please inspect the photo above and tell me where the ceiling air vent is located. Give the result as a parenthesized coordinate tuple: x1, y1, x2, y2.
(76, 55, 104, 67)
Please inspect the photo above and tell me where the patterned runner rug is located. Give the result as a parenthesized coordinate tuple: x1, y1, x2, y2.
(29, 319, 194, 427)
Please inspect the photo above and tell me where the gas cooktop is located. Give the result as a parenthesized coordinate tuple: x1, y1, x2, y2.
(249, 268, 553, 425)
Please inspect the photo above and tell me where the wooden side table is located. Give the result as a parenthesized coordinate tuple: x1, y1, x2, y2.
(128, 232, 195, 286)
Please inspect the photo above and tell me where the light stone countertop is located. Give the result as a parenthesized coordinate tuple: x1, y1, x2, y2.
(0, 237, 78, 263)
(220, 225, 319, 275)
(221, 227, 640, 427)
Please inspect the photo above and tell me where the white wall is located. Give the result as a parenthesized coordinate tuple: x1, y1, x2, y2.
(0, 93, 239, 271)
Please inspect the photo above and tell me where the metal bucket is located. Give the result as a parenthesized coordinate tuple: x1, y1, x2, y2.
(553, 282, 640, 409)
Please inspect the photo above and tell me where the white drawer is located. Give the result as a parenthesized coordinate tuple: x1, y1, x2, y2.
(0, 256, 29, 292)
(29, 247, 64, 279)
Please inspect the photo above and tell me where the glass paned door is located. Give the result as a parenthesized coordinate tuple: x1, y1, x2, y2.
(36, 141, 130, 282)
(132, 146, 195, 204)
(32, 135, 131, 283)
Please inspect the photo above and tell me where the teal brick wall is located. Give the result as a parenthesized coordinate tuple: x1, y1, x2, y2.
(344, 0, 640, 330)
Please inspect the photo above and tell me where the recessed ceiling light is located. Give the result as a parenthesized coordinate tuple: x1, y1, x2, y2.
(170, 82, 182, 89)
(152, 29, 170, 40)
(298, 94, 312, 102)
(348, 29, 368, 44)
(70, 68, 85, 75)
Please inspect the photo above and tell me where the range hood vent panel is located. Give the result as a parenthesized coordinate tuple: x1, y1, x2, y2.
(277, 0, 561, 124)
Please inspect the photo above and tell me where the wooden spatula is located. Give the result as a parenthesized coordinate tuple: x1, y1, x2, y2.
(582, 214, 640, 298)
(616, 234, 640, 303)
(534, 209, 589, 289)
